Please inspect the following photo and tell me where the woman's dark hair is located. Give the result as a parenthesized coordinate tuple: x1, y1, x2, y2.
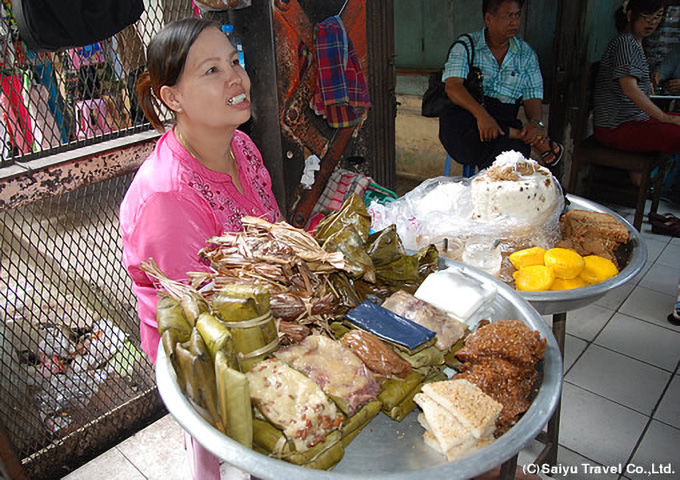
(614, 0, 666, 32)
(483, 0, 525, 15)
(136, 18, 220, 132)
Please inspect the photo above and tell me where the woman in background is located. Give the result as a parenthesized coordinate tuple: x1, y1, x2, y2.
(120, 18, 279, 479)
(593, 0, 680, 187)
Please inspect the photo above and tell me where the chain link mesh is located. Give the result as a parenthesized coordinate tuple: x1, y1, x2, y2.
(0, 1, 191, 477)
(0, 0, 194, 167)
(0, 172, 164, 478)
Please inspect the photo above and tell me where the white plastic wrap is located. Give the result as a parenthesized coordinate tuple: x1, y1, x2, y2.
(369, 154, 565, 265)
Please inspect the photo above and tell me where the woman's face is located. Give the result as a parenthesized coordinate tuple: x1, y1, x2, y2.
(169, 26, 251, 130)
(631, 7, 664, 38)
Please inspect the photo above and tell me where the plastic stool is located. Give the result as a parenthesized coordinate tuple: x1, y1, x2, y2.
(443, 153, 476, 177)
(75, 99, 112, 140)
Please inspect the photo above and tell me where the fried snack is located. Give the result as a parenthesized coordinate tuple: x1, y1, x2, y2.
(456, 320, 546, 367)
(557, 209, 629, 267)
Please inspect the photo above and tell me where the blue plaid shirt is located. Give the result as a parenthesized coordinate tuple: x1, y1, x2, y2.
(442, 28, 543, 104)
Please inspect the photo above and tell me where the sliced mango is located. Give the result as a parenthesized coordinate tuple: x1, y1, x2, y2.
(544, 248, 585, 280)
(551, 277, 589, 290)
(513, 265, 555, 291)
(580, 255, 618, 284)
(509, 247, 547, 270)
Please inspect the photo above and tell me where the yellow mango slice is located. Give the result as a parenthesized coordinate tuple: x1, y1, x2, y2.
(580, 255, 618, 284)
(509, 247, 547, 270)
(544, 248, 585, 280)
(513, 265, 555, 291)
(551, 277, 589, 290)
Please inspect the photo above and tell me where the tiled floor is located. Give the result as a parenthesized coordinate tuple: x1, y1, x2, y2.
(63, 199, 680, 480)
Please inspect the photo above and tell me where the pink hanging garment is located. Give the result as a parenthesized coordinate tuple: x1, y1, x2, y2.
(0, 74, 34, 154)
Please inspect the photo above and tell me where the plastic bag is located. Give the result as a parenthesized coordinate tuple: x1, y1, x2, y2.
(381, 290, 466, 351)
(369, 155, 565, 267)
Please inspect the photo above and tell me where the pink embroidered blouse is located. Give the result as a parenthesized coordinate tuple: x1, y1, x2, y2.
(120, 129, 280, 362)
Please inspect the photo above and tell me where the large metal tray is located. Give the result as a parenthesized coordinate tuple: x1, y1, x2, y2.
(520, 195, 647, 315)
(156, 262, 563, 480)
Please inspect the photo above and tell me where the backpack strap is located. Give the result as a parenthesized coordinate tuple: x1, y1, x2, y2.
(445, 33, 475, 71)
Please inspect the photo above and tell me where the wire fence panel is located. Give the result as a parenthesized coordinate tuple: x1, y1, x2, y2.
(0, 0, 189, 167)
(0, 1, 188, 476)
(0, 172, 163, 479)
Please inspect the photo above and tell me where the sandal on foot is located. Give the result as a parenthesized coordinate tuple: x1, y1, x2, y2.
(650, 218, 680, 236)
(649, 212, 680, 223)
(538, 139, 564, 167)
(668, 313, 680, 326)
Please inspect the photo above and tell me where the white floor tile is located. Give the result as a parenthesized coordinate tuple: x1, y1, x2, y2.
(671, 236, 680, 246)
(656, 243, 680, 269)
(116, 414, 188, 480)
(595, 282, 635, 310)
(642, 238, 671, 264)
(629, 421, 680, 480)
(631, 261, 653, 286)
(564, 304, 615, 341)
(565, 345, 670, 415)
(564, 334, 587, 374)
(595, 313, 680, 371)
(559, 383, 648, 466)
(654, 375, 680, 429)
(62, 447, 145, 480)
(551, 446, 621, 480)
(619, 287, 679, 332)
(639, 263, 679, 296)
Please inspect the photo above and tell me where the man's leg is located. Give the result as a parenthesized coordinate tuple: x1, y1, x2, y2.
(439, 105, 484, 168)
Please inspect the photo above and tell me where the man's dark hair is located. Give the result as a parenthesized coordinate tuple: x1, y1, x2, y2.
(483, 0, 525, 15)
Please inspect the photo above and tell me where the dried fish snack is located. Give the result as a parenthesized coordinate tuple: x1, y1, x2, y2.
(246, 359, 344, 453)
(340, 329, 412, 379)
(215, 351, 252, 447)
(213, 285, 279, 372)
(274, 335, 380, 416)
(382, 290, 466, 351)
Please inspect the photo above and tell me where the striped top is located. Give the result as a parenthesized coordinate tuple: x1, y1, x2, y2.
(594, 33, 651, 129)
(442, 28, 543, 104)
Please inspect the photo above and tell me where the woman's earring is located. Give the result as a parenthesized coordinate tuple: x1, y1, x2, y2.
(177, 108, 183, 113)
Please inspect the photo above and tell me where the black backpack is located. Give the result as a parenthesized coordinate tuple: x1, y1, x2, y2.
(12, 0, 144, 52)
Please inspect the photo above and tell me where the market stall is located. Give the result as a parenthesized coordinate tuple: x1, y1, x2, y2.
(156, 258, 562, 480)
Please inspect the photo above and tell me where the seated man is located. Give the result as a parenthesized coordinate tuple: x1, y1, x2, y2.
(439, 0, 562, 174)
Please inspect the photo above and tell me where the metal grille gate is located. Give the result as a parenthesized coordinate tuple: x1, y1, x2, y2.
(0, 172, 163, 479)
(0, 1, 199, 478)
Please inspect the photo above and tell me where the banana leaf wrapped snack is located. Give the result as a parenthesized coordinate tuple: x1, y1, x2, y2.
(173, 328, 224, 432)
(340, 399, 382, 446)
(247, 359, 344, 453)
(378, 369, 448, 421)
(213, 284, 279, 372)
(315, 194, 372, 245)
(382, 290, 466, 351)
(215, 351, 252, 447)
(275, 335, 380, 416)
(157, 296, 192, 341)
(340, 329, 412, 379)
(252, 419, 345, 469)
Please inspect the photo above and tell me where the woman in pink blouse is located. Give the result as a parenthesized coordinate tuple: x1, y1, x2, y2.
(119, 18, 279, 479)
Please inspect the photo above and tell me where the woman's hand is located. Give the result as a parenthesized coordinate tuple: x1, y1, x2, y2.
(476, 110, 504, 142)
(662, 113, 680, 126)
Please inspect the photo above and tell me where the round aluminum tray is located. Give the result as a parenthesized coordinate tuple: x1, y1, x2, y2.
(520, 195, 647, 315)
(156, 263, 563, 480)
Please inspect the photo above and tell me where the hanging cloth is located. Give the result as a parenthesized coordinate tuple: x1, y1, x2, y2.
(311, 15, 370, 128)
(0, 73, 34, 154)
